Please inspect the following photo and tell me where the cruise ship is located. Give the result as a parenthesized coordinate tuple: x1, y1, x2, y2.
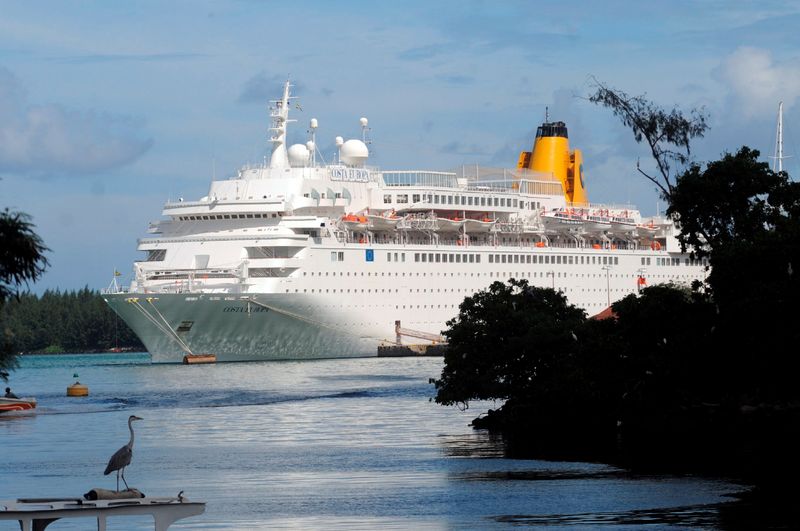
(103, 81, 707, 363)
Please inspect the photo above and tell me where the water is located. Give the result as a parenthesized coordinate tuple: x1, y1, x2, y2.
(1, 354, 746, 530)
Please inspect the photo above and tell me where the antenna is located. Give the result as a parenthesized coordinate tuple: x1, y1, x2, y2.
(772, 101, 786, 173)
(545, 106, 549, 123)
(309, 118, 318, 167)
(360, 117, 371, 144)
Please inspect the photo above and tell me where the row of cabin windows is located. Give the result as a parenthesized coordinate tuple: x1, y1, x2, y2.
(328, 250, 698, 269)
(414, 253, 482, 264)
(641, 257, 708, 267)
(177, 213, 280, 221)
(382, 193, 541, 210)
(302, 192, 342, 199)
(302, 270, 695, 280)
(489, 254, 620, 266)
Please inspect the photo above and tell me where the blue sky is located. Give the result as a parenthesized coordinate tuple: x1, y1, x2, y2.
(2, 0, 799, 292)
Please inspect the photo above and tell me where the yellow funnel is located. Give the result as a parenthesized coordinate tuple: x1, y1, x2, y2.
(517, 120, 588, 205)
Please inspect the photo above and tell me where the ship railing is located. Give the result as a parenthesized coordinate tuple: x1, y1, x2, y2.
(333, 234, 665, 252)
(562, 202, 641, 214)
(101, 285, 131, 295)
(454, 165, 555, 182)
(381, 171, 459, 188)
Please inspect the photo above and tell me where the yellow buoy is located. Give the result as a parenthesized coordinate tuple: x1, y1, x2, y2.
(67, 373, 89, 397)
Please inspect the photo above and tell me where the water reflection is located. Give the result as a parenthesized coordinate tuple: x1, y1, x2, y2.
(494, 503, 725, 526)
(0, 354, 749, 530)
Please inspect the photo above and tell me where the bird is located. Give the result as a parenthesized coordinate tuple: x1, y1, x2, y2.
(104, 415, 143, 491)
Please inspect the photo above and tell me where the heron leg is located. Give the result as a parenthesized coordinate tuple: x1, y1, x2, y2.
(116, 470, 120, 491)
(121, 467, 130, 490)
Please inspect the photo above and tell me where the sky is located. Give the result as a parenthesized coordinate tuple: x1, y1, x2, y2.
(2, 0, 800, 293)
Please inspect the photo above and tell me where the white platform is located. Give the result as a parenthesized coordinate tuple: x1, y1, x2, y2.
(0, 496, 205, 531)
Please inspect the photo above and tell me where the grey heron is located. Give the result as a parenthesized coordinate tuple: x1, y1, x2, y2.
(104, 415, 142, 491)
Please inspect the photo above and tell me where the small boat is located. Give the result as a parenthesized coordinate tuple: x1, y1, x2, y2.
(541, 209, 583, 232)
(367, 212, 401, 231)
(0, 397, 37, 414)
(609, 216, 637, 235)
(583, 215, 612, 233)
(436, 217, 466, 232)
(464, 216, 496, 233)
(636, 222, 658, 238)
(341, 213, 368, 231)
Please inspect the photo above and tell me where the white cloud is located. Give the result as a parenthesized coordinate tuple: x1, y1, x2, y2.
(0, 66, 152, 177)
(716, 47, 800, 118)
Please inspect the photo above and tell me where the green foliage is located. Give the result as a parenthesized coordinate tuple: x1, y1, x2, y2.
(669, 146, 800, 402)
(1, 208, 50, 380)
(0, 209, 50, 304)
(668, 147, 790, 258)
(433, 279, 716, 419)
(588, 79, 708, 198)
(612, 284, 716, 414)
(433, 279, 586, 408)
(0, 287, 144, 355)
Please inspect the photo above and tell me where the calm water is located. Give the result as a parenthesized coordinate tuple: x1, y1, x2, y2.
(0, 353, 746, 530)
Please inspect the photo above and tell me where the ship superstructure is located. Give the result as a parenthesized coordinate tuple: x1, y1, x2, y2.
(103, 81, 707, 362)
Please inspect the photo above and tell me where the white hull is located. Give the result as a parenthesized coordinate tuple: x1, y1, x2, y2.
(105, 240, 705, 363)
(105, 293, 378, 362)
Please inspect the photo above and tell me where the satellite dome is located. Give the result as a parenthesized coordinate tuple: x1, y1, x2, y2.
(335, 136, 344, 147)
(339, 139, 369, 166)
(287, 143, 310, 167)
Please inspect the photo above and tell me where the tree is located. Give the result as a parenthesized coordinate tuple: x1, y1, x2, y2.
(432, 279, 586, 409)
(667, 147, 800, 402)
(588, 79, 709, 199)
(667, 147, 791, 259)
(0, 208, 49, 380)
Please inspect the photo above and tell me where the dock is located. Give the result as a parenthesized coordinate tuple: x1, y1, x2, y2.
(0, 495, 205, 531)
(378, 320, 447, 356)
(378, 344, 447, 357)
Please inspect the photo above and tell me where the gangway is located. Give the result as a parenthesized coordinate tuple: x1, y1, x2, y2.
(395, 320, 444, 345)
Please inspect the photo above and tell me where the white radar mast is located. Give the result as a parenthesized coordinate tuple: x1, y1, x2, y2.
(772, 101, 788, 173)
(268, 80, 297, 169)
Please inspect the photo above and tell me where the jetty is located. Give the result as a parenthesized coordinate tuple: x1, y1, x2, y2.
(0, 495, 205, 531)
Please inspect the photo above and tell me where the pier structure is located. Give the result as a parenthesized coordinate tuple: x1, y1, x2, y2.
(0, 496, 205, 531)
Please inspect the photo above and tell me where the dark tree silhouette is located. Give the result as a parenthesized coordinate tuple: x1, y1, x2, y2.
(1, 208, 49, 380)
(588, 79, 708, 199)
(432, 279, 586, 409)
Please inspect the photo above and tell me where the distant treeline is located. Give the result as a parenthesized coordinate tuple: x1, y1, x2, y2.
(0, 287, 144, 354)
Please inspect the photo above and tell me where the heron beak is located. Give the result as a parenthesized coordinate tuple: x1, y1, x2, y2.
(133, 416, 143, 420)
